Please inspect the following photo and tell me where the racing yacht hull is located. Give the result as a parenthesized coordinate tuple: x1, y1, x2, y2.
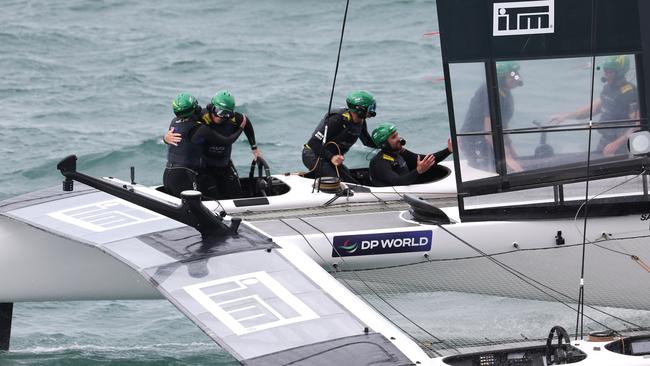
(2, 186, 648, 310)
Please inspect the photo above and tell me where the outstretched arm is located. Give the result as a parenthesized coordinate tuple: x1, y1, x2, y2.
(240, 114, 262, 159)
(359, 120, 377, 148)
(603, 108, 641, 156)
(552, 99, 602, 123)
(190, 124, 244, 145)
(371, 158, 420, 186)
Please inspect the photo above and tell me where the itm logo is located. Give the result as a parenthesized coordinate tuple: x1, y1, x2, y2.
(493, 0, 554, 37)
(336, 240, 359, 254)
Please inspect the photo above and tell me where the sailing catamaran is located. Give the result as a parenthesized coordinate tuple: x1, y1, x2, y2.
(2, 0, 650, 364)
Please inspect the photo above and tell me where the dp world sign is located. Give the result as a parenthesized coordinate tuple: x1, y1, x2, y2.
(332, 230, 432, 257)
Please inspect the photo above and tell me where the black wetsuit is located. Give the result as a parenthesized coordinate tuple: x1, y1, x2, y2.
(302, 108, 376, 183)
(197, 110, 257, 200)
(460, 85, 514, 170)
(369, 147, 451, 187)
(163, 111, 244, 198)
(597, 79, 638, 154)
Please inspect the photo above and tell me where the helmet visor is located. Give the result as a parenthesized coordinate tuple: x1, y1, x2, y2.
(211, 105, 234, 119)
(367, 102, 377, 117)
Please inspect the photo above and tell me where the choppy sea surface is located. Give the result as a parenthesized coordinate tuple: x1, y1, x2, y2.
(0, 0, 447, 364)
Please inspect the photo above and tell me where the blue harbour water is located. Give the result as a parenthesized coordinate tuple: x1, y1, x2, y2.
(0, 0, 447, 364)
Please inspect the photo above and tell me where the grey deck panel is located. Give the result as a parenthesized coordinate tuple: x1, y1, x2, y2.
(97, 221, 412, 363)
(5, 190, 186, 245)
(253, 210, 418, 237)
(245, 333, 414, 366)
(142, 248, 370, 361)
(0, 184, 96, 213)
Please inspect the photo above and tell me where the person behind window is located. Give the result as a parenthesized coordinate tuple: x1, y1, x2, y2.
(552, 55, 639, 156)
(369, 122, 452, 187)
(460, 61, 524, 172)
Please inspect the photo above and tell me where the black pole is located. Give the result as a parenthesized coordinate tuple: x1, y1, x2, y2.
(0, 303, 13, 351)
(56, 155, 239, 238)
(314, 0, 351, 192)
(575, 0, 598, 341)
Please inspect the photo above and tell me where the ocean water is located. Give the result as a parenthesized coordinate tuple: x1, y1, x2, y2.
(0, 0, 447, 364)
(0, 0, 448, 201)
(4, 1, 647, 364)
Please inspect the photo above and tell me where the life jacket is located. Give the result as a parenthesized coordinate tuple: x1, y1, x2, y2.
(370, 150, 409, 186)
(200, 109, 243, 168)
(309, 108, 361, 155)
(166, 116, 203, 169)
(600, 80, 636, 126)
(599, 80, 637, 142)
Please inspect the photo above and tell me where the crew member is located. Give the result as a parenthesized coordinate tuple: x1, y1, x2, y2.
(552, 55, 639, 156)
(369, 122, 452, 187)
(200, 90, 260, 199)
(163, 92, 246, 197)
(165, 90, 258, 199)
(302, 90, 377, 183)
(460, 61, 523, 172)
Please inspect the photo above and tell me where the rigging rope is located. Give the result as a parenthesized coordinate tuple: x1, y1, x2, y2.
(299, 217, 456, 354)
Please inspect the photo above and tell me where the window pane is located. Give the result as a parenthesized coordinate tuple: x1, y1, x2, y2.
(564, 175, 645, 201)
(496, 58, 593, 131)
(449, 62, 498, 181)
(591, 55, 640, 158)
(505, 130, 589, 172)
(463, 186, 555, 209)
(592, 55, 639, 123)
(495, 56, 642, 173)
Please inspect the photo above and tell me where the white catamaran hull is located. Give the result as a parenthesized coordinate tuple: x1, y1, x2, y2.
(2, 190, 648, 311)
(106, 161, 457, 214)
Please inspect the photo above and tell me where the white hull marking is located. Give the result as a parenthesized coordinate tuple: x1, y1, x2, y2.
(183, 271, 319, 336)
(48, 199, 163, 232)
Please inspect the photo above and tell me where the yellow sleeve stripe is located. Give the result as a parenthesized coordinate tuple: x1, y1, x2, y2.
(382, 154, 395, 162)
(620, 84, 633, 94)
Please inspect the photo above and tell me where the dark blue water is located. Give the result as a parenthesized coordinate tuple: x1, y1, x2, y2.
(0, 0, 448, 364)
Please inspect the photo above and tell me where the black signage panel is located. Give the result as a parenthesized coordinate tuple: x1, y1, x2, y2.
(437, 0, 641, 62)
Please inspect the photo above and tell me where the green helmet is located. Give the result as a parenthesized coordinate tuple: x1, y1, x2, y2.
(172, 92, 198, 118)
(346, 90, 377, 117)
(602, 55, 630, 74)
(372, 122, 397, 146)
(496, 61, 520, 76)
(211, 90, 236, 112)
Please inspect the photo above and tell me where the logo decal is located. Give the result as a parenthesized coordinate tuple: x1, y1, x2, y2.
(332, 230, 432, 257)
(48, 199, 163, 232)
(493, 0, 554, 36)
(184, 271, 319, 335)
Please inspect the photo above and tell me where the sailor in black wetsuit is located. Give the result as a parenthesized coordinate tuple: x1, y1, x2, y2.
(198, 90, 259, 199)
(163, 92, 246, 198)
(369, 123, 452, 187)
(460, 61, 523, 172)
(302, 90, 377, 183)
(553, 55, 639, 156)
